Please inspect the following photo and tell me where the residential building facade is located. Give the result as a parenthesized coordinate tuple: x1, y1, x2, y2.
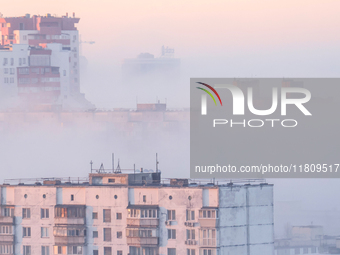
(0, 13, 94, 111)
(0, 171, 274, 255)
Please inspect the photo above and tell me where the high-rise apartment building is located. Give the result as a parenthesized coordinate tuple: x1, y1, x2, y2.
(0, 13, 94, 111)
(0, 170, 274, 255)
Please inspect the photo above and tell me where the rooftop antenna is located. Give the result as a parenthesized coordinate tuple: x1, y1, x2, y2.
(115, 159, 121, 173)
(112, 153, 114, 173)
(99, 163, 105, 173)
(90, 160, 93, 173)
(156, 153, 159, 173)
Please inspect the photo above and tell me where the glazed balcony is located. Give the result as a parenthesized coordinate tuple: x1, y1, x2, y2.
(54, 236, 85, 245)
(127, 218, 159, 227)
(126, 237, 158, 246)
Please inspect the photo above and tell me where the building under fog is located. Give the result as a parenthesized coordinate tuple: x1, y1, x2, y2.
(0, 13, 94, 111)
(0, 170, 274, 255)
(122, 46, 180, 83)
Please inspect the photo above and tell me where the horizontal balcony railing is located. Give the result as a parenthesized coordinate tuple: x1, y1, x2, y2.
(0, 235, 14, 243)
(200, 239, 217, 247)
(198, 218, 218, 228)
(0, 217, 14, 224)
(54, 236, 85, 245)
(126, 237, 158, 246)
(54, 218, 85, 225)
(127, 218, 159, 227)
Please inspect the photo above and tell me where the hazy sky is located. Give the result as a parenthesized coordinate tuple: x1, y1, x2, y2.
(3, 0, 340, 108)
(1, 0, 340, 236)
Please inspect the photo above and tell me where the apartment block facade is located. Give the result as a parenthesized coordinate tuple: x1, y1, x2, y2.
(0, 172, 274, 255)
(0, 13, 93, 111)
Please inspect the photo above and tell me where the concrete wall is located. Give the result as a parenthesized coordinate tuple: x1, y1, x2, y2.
(219, 184, 274, 255)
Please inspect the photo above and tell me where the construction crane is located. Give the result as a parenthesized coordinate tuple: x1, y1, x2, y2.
(79, 35, 95, 55)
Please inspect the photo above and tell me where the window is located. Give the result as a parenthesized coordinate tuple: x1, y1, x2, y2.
(108, 178, 115, 183)
(4, 77, 8, 83)
(42, 246, 49, 255)
(128, 209, 158, 219)
(67, 246, 82, 254)
(93, 231, 98, 238)
(63, 70, 66, 76)
(54, 246, 66, 255)
(0, 244, 13, 254)
(104, 247, 112, 255)
(23, 227, 31, 237)
(103, 209, 111, 222)
(117, 231, 122, 239)
(3, 58, 8, 66)
(117, 251, 122, 255)
(186, 229, 195, 240)
(23, 58, 26, 64)
(168, 229, 176, 239)
(0, 225, 13, 234)
(167, 210, 176, 220)
(303, 248, 308, 254)
(187, 249, 195, 255)
(23, 245, 31, 255)
(143, 195, 146, 202)
(10, 58, 14, 66)
(93, 250, 98, 255)
(19, 67, 29, 74)
(9, 68, 14, 74)
(186, 210, 195, 221)
(71, 195, 74, 201)
(103, 228, 111, 242)
(67, 246, 83, 254)
(295, 248, 300, 254)
(41, 208, 49, 219)
(22, 208, 31, 219)
(200, 229, 216, 246)
(168, 248, 176, 255)
(201, 249, 216, 255)
(55, 207, 84, 218)
(19, 58, 22, 66)
(311, 247, 317, 253)
(93, 212, 98, 219)
(10, 77, 14, 83)
(199, 210, 218, 219)
(127, 229, 156, 238)
(41, 227, 49, 237)
(116, 213, 122, 220)
(3, 68, 8, 74)
(2, 207, 14, 217)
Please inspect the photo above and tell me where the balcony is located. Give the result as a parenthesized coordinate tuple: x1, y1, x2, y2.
(54, 236, 85, 245)
(54, 218, 85, 225)
(0, 216, 14, 224)
(198, 218, 218, 228)
(127, 237, 158, 246)
(0, 235, 14, 243)
(200, 239, 217, 247)
(127, 218, 159, 227)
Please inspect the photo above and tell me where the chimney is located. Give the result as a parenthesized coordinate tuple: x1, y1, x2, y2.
(140, 168, 143, 173)
(66, 12, 68, 18)
(73, 12, 75, 18)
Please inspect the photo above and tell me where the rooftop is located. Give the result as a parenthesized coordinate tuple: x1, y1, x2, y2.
(2, 169, 268, 188)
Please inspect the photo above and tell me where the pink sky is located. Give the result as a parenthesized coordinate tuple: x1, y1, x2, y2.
(3, 0, 340, 59)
